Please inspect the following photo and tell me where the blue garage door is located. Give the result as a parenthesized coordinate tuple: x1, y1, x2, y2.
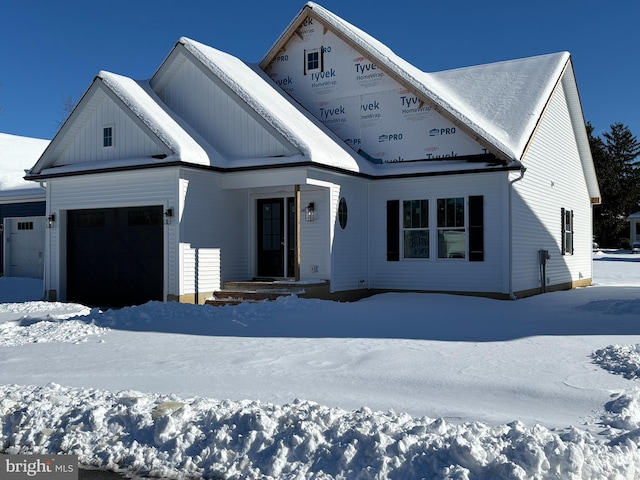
(67, 206, 163, 307)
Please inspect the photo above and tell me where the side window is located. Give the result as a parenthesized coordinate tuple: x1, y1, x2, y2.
(562, 208, 574, 255)
(437, 197, 465, 258)
(304, 48, 323, 74)
(103, 126, 114, 148)
(403, 200, 429, 258)
(338, 197, 348, 229)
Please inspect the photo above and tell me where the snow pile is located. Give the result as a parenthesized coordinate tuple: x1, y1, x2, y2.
(601, 389, 640, 433)
(2, 251, 640, 478)
(2, 383, 640, 480)
(0, 304, 105, 347)
(593, 345, 640, 380)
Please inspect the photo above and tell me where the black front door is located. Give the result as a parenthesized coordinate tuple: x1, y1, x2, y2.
(257, 197, 296, 278)
(257, 198, 285, 278)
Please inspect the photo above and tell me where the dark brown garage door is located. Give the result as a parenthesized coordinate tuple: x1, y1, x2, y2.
(67, 206, 163, 308)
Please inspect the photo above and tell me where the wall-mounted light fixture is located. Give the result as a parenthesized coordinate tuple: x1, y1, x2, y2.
(47, 214, 56, 229)
(164, 208, 173, 224)
(305, 202, 315, 222)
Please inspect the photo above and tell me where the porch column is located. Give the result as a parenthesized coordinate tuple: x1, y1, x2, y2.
(295, 185, 301, 281)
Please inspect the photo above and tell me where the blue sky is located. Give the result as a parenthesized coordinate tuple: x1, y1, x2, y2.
(1, 0, 638, 141)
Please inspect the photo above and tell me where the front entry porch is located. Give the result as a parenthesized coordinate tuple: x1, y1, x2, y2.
(206, 279, 330, 306)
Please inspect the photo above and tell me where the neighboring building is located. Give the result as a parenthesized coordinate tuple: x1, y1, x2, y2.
(629, 212, 640, 250)
(25, 2, 600, 307)
(0, 133, 49, 279)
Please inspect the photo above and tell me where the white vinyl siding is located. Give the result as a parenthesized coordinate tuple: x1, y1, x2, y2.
(319, 174, 369, 292)
(180, 245, 221, 302)
(53, 86, 165, 167)
(300, 187, 330, 280)
(512, 78, 593, 293)
(179, 169, 248, 288)
(45, 169, 179, 302)
(368, 172, 506, 294)
(152, 48, 299, 160)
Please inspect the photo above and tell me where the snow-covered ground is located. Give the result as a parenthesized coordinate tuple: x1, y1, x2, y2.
(1, 250, 640, 479)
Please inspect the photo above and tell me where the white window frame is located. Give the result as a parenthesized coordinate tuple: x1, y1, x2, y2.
(437, 197, 466, 259)
(402, 199, 429, 259)
(103, 125, 114, 148)
(304, 48, 323, 75)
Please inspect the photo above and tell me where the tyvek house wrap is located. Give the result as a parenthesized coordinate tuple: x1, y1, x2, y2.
(263, 1, 571, 164)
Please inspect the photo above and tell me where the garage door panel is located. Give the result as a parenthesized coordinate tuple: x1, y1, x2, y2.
(67, 206, 163, 308)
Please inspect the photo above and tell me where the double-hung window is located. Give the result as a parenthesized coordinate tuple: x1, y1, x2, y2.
(403, 200, 428, 258)
(437, 197, 465, 258)
(103, 126, 114, 148)
(387, 196, 483, 262)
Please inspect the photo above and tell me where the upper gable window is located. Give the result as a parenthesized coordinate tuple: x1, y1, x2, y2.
(304, 48, 323, 75)
(103, 126, 114, 148)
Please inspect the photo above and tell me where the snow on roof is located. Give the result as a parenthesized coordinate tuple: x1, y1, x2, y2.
(178, 38, 370, 173)
(427, 52, 570, 160)
(0, 132, 49, 196)
(263, 2, 570, 162)
(26, 3, 584, 181)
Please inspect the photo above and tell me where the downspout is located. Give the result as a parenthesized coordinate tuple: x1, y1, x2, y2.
(508, 165, 526, 299)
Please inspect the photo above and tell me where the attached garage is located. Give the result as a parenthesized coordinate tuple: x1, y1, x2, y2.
(67, 205, 164, 308)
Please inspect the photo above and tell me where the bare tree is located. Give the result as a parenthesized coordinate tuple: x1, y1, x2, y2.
(56, 94, 76, 129)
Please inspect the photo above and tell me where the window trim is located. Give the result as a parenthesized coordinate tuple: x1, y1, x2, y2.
(402, 199, 429, 259)
(386, 196, 484, 262)
(304, 48, 323, 75)
(437, 197, 466, 259)
(103, 125, 114, 148)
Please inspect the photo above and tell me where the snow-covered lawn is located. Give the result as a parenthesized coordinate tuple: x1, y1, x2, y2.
(1, 250, 640, 479)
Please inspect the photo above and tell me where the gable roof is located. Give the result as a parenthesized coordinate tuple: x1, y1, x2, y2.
(261, 2, 567, 163)
(260, 1, 600, 201)
(26, 3, 598, 196)
(157, 38, 370, 173)
(28, 37, 373, 179)
(28, 71, 213, 177)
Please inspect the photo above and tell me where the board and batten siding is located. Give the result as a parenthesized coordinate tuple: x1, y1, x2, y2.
(152, 48, 298, 160)
(368, 172, 507, 294)
(53, 87, 165, 167)
(511, 78, 593, 294)
(45, 169, 179, 302)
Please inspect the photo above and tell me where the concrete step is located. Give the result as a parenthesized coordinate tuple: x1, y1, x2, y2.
(205, 280, 329, 307)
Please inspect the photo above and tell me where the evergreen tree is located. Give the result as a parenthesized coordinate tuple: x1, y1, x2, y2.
(589, 122, 640, 247)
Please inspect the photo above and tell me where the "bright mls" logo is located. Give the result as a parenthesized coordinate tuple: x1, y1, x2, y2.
(2, 454, 77, 479)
